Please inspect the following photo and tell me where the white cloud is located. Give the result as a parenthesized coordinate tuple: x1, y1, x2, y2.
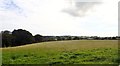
(62, 1, 101, 17)
(0, 0, 119, 36)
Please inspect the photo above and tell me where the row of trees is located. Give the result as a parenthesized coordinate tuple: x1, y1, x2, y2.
(1, 29, 120, 47)
(1, 29, 43, 47)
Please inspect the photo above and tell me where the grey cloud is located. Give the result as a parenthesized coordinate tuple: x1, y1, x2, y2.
(62, 1, 101, 17)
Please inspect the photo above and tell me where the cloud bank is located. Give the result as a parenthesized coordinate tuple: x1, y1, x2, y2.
(62, 1, 101, 17)
(0, 0, 118, 36)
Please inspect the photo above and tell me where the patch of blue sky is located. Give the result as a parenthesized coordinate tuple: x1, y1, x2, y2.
(0, 0, 25, 16)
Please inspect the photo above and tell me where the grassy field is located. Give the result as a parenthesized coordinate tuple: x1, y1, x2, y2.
(2, 40, 119, 64)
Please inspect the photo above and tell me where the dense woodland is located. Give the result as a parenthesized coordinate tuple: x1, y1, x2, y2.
(1, 29, 120, 47)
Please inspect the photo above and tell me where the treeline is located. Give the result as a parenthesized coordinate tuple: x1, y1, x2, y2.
(2, 29, 34, 47)
(1, 29, 120, 47)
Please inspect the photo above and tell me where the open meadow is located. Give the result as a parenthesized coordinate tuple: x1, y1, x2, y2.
(2, 40, 119, 64)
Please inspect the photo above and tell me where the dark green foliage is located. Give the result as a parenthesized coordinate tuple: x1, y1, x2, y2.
(73, 36, 80, 40)
(69, 55, 77, 59)
(56, 36, 63, 41)
(1, 29, 119, 48)
(23, 54, 28, 57)
(11, 54, 21, 60)
(2, 30, 14, 47)
(49, 61, 63, 65)
(12, 29, 35, 46)
(2, 29, 36, 47)
(112, 57, 120, 63)
(34, 34, 43, 42)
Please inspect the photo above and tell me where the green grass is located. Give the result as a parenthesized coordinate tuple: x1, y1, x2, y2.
(2, 40, 119, 64)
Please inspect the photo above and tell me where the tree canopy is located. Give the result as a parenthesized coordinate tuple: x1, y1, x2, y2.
(2, 30, 14, 47)
(12, 29, 35, 46)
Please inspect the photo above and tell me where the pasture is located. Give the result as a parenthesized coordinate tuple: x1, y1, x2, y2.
(2, 40, 118, 64)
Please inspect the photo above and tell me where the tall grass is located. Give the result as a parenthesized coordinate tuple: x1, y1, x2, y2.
(2, 40, 118, 64)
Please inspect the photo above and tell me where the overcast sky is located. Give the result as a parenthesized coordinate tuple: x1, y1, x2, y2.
(0, 0, 119, 36)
